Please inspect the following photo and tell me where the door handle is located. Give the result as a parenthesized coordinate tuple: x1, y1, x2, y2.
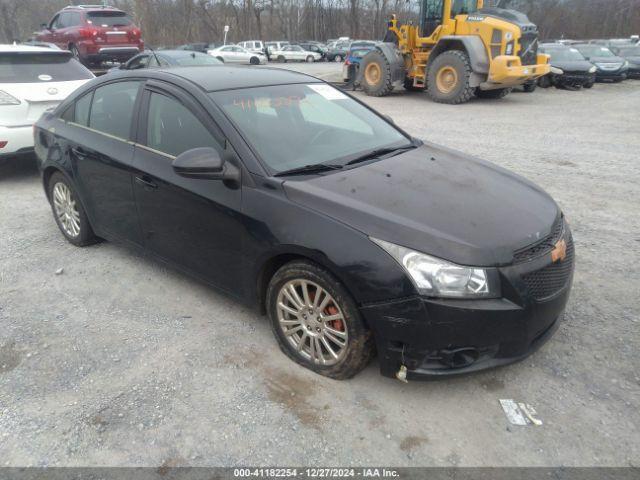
(135, 175, 158, 190)
(71, 146, 88, 158)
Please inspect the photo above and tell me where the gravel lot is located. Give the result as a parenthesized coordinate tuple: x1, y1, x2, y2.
(1, 63, 639, 468)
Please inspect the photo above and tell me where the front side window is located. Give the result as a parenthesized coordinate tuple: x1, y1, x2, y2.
(146, 92, 220, 157)
(89, 81, 140, 140)
(212, 83, 408, 174)
(0, 53, 93, 83)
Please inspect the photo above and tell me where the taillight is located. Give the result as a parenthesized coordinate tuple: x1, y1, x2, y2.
(78, 27, 98, 39)
(131, 28, 140, 37)
(345, 58, 351, 65)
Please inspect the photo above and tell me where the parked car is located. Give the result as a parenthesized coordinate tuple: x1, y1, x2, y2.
(35, 5, 144, 66)
(342, 41, 377, 82)
(175, 42, 219, 53)
(293, 42, 327, 60)
(326, 41, 350, 63)
(112, 50, 222, 71)
(574, 44, 629, 82)
(271, 45, 321, 63)
(609, 44, 640, 79)
(35, 66, 574, 380)
(265, 41, 289, 56)
(207, 45, 266, 65)
(0, 44, 93, 159)
(237, 40, 265, 55)
(537, 44, 597, 89)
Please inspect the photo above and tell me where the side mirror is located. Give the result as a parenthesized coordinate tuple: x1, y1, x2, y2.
(172, 147, 240, 183)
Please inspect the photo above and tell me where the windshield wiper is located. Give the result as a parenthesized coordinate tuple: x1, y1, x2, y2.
(274, 163, 343, 177)
(345, 142, 418, 166)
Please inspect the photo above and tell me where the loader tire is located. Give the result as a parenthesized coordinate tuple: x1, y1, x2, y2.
(475, 87, 512, 99)
(360, 50, 394, 97)
(427, 50, 475, 104)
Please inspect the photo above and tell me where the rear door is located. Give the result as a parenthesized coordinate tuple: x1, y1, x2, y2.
(67, 80, 144, 245)
(131, 82, 243, 292)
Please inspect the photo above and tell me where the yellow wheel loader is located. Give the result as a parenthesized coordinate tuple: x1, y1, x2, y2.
(358, 0, 550, 104)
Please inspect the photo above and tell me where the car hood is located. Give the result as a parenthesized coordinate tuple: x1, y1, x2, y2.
(551, 60, 594, 72)
(590, 56, 625, 64)
(283, 143, 559, 267)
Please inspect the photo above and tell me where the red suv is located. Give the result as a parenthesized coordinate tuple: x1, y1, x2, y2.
(36, 5, 144, 67)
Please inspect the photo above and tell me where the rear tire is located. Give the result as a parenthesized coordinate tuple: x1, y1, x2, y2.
(360, 50, 394, 97)
(426, 50, 475, 104)
(475, 87, 512, 99)
(266, 260, 375, 380)
(250, 56, 260, 65)
(583, 80, 594, 89)
(334, 54, 343, 63)
(277, 55, 286, 63)
(48, 172, 97, 247)
(522, 82, 537, 93)
(306, 55, 314, 63)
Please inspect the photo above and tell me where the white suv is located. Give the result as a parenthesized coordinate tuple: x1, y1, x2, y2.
(237, 40, 265, 54)
(0, 44, 93, 158)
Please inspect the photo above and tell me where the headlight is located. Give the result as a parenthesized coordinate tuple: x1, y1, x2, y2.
(0, 90, 21, 106)
(623, 60, 629, 67)
(550, 66, 564, 75)
(589, 66, 597, 73)
(371, 238, 501, 298)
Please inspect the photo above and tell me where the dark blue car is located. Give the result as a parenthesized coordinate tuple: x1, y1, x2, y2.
(342, 41, 377, 81)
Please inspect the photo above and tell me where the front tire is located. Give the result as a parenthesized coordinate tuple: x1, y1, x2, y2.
(538, 75, 552, 88)
(583, 80, 594, 89)
(250, 56, 260, 65)
(334, 54, 343, 63)
(426, 50, 475, 104)
(475, 87, 512, 99)
(266, 260, 374, 380)
(48, 172, 97, 247)
(360, 50, 394, 97)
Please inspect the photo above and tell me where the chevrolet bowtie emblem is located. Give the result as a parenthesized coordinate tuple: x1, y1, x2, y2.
(551, 239, 567, 263)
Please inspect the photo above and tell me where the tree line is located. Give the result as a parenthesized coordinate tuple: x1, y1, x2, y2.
(2, 0, 639, 47)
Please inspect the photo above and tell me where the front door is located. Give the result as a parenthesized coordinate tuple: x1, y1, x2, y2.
(131, 83, 244, 294)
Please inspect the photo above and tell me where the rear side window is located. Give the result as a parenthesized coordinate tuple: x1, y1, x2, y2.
(86, 11, 133, 27)
(0, 53, 93, 83)
(146, 92, 220, 157)
(89, 81, 141, 140)
(74, 91, 93, 126)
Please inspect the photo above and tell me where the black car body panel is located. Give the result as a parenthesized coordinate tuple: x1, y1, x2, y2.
(34, 66, 574, 379)
(550, 60, 596, 88)
(574, 45, 628, 81)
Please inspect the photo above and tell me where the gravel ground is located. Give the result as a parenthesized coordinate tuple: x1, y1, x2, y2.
(0, 64, 639, 468)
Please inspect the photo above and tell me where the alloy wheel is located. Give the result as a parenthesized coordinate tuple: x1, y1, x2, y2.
(277, 279, 348, 366)
(52, 182, 81, 238)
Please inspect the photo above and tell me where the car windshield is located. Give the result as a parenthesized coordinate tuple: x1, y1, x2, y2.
(172, 53, 222, 66)
(0, 53, 93, 83)
(547, 48, 585, 62)
(86, 11, 133, 27)
(211, 83, 409, 174)
(616, 46, 640, 56)
(577, 46, 615, 58)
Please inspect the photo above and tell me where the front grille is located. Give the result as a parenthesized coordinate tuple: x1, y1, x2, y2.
(514, 216, 564, 263)
(519, 32, 538, 66)
(522, 234, 574, 301)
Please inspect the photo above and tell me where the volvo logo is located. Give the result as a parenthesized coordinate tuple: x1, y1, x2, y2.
(47, 87, 59, 95)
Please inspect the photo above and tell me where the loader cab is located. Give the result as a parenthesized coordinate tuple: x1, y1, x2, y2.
(420, 0, 481, 38)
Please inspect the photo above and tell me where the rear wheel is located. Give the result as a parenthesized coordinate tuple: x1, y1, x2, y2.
(360, 50, 394, 97)
(306, 55, 314, 63)
(426, 50, 475, 104)
(250, 56, 260, 65)
(475, 87, 512, 99)
(266, 260, 375, 380)
(277, 55, 286, 63)
(48, 172, 97, 247)
(334, 54, 343, 63)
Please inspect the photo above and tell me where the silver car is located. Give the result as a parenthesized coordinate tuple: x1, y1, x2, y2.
(207, 45, 266, 65)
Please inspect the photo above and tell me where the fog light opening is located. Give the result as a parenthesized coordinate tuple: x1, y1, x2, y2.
(439, 347, 480, 368)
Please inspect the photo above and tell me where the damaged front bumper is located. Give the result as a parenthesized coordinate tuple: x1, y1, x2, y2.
(360, 237, 574, 380)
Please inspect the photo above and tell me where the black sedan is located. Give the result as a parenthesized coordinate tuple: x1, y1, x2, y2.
(574, 44, 629, 82)
(34, 67, 574, 381)
(113, 49, 222, 71)
(609, 45, 640, 79)
(538, 44, 597, 89)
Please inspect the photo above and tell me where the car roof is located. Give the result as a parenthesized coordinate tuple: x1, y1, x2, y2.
(142, 66, 322, 92)
(61, 5, 125, 13)
(0, 44, 66, 53)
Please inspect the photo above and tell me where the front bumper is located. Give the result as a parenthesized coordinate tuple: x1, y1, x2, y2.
(0, 124, 34, 157)
(361, 228, 574, 380)
(595, 67, 628, 81)
(553, 72, 596, 88)
(480, 53, 551, 90)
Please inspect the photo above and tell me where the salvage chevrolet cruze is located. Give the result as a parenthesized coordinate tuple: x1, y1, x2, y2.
(34, 67, 574, 381)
